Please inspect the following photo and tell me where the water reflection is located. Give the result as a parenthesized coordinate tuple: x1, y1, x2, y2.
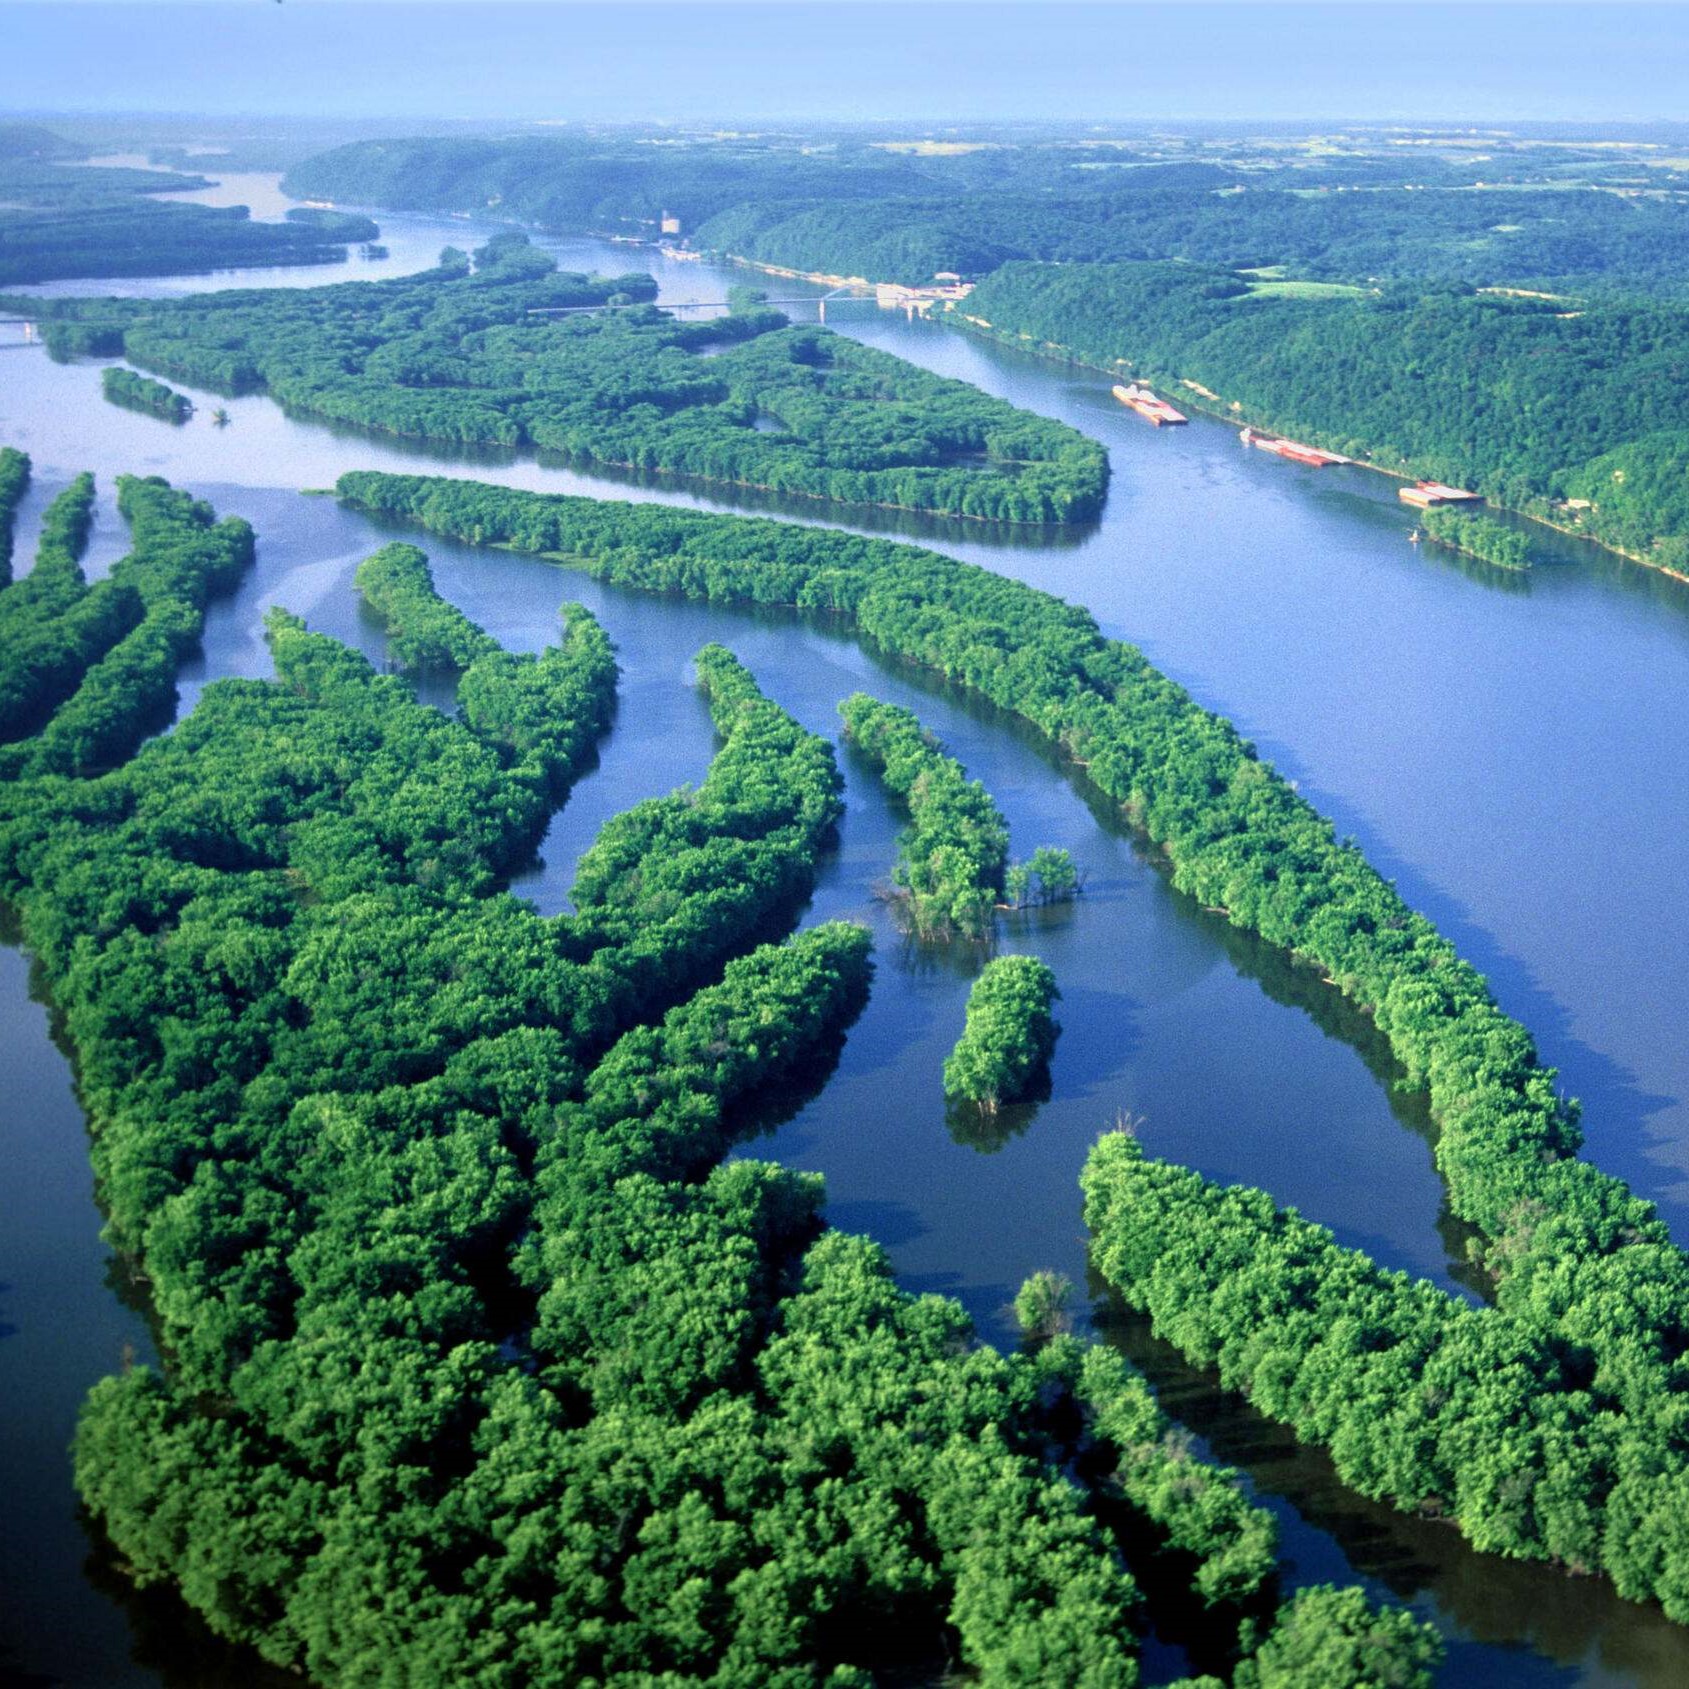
(1097, 1299, 1689, 1687)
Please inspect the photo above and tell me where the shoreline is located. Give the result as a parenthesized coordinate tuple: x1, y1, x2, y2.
(1420, 533, 1530, 573)
(921, 299, 1689, 591)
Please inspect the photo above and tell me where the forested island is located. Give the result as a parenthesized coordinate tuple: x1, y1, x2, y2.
(1419, 507, 1532, 570)
(0, 444, 28, 584)
(0, 470, 252, 776)
(840, 692, 1077, 938)
(0, 469, 1441, 1684)
(12, 232, 1104, 523)
(331, 466, 1689, 1624)
(843, 690, 1012, 938)
(101, 366, 193, 423)
(0, 125, 379, 285)
(944, 954, 1061, 1114)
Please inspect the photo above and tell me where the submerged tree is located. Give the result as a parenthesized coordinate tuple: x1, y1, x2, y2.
(1014, 1270, 1075, 1347)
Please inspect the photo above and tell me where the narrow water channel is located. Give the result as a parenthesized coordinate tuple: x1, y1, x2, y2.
(2, 181, 1687, 1685)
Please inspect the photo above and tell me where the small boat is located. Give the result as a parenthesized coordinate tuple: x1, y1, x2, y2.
(1409, 529, 1421, 544)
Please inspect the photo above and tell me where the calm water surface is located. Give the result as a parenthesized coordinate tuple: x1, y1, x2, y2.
(2, 183, 1687, 1685)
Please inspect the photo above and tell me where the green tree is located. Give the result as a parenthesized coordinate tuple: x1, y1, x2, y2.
(944, 955, 1060, 1113)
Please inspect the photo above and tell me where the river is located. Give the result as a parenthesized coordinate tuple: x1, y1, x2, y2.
(1, 178, 1687, 1686)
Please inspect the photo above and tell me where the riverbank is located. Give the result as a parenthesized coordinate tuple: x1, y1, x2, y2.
(930, 302, 1689, 589)
(1421, 531, 1530, 573)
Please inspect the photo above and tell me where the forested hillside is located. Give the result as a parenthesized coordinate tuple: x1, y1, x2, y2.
(695, 180, 1689, 292)
(0, 473, 1437, 1684)
(954, 261, 1689, 571)
(285, 128, 1689, 294)
(275, 124, 1689, 567)
(14, 233, 1104, 522)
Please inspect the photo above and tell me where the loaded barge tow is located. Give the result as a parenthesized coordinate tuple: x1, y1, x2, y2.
(1113, 384, 1188, 425)
(1398, 480, 1483, 509)
(1240, 426, 1351, 466)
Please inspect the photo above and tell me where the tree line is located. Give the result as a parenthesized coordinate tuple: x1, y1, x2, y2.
(102, 366, 193, 423)
(0, 472, 127, 740)
(333, 466, 1689, 1623)
(0, 126, 378, 286)
(0, 477, 1436, 1683)
(840, 691, 1078, 938)
(355, 538, 618, 806)
(13, 233, 1106, 524)
(0, 474, 252, 776)
(0, 444, 27, 585)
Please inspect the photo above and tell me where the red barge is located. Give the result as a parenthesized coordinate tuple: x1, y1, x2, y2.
(1240, 426, 1351, 467)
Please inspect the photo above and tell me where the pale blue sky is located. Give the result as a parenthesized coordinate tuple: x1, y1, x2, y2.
(2, 2, 1686, 124)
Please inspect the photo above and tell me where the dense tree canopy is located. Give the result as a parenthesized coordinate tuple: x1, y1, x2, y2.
(839, 692, 1011, 938)
(275, 125, 1689, 564)
(0, 136, 378, 285)
(943, 955, 1061, 1113)
(335, 468, 1689, 1622)
(954, 260, 1689, 569)
(839, 692, 1077, 938)
(1419, 507, 1531, 570)
(102, 366, 193, 423)
(16, 236, 1105, 523)
(0, 444, 28, 586)
(285, 128, 1689, 296)
(0, 474, 252, 776)
(0, 472, 128, 740)
(0, 473, 1433, 1683)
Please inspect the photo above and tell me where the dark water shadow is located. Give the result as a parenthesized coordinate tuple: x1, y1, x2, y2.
(1093, 1295, 1689, 1688)
(74, 1511, 300, 1689)
(1241, 721, 1682, 1231)
(946, 1092, 1048, 1155)
(823, 1198, 929, 1253)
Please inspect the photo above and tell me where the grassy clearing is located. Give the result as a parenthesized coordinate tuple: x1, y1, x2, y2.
(1242, 278, 1373, 299)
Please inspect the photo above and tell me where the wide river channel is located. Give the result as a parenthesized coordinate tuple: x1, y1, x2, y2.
(3, 167, 1689, 1687)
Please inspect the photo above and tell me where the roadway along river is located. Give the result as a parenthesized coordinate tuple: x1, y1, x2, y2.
(2, 180, 1687, 1686)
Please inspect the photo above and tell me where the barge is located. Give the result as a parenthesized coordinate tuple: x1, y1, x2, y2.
(1398, 480, 1484, 509)
(1113, 383, 1189, 426)
(1240, 426, 1351, 466)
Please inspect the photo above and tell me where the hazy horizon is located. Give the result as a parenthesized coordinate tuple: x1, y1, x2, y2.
(4, 2, 1688, 126)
